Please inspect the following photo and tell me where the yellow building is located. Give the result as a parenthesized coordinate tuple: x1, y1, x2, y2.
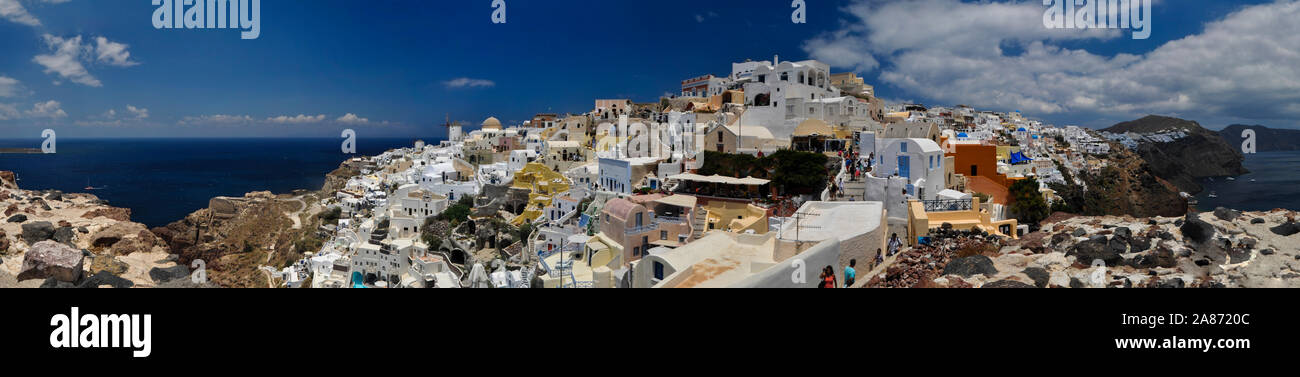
(702, 200, 768, 235)
(906, 197, 1018, 241)
(510, 162, 572, 225)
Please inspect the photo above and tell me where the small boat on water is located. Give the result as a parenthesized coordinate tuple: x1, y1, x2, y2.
(1226, 177, 1236, 181)
(1207, 191, 1219, 199)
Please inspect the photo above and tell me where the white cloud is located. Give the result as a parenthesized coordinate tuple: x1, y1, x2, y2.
(0, 103, 18, 120)
(0, 76, 21, 98)
(32, 35, 139, 87)
(93, 36, 140, 67)
(25, 100, 67, 119)
(33, 34, 100, 87)
(125, 105, 148, 119)
(267, 114, 326, 124)
(336, 113, 369, 124)
(443, 77, 495, 89)
(0, 0, 41, 26)
(179, 114, 255, 126)
(805, 0, 1300, 126)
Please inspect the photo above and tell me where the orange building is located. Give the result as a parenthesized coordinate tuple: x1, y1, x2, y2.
(945, 141, 1021, 205)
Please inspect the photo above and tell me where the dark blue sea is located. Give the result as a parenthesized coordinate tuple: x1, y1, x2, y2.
(0, 138, 428, 227)
(1195, 151, 1300, 212)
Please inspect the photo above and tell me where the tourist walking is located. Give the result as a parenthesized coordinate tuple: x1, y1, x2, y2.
(844, 259, 857, 288)
(887, 233, 902, 257)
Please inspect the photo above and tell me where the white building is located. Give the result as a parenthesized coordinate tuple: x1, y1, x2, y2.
(739, 58, 843, 139)
(867, 137, 947, 200)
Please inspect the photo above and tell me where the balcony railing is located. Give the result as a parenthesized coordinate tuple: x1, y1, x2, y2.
(655, 216, 686, 225)
(923, 199, 973, 212)
(625, 223, 658, 235)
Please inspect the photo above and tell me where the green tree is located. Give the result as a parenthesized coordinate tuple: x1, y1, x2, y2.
(1008, 177, 1049, 230)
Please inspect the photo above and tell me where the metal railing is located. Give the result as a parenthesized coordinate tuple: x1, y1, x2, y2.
(922, 199, 973, 212)
(625, 223, 658, 235)
(655, 215, 686, 224)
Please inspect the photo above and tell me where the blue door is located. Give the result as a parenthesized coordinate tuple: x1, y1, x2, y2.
(897, 155, 910, 179)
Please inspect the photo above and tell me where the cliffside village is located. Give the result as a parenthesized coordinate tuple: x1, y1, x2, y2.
(281, 56, 1196, 289)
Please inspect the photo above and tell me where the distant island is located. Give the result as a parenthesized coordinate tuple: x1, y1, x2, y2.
(1219, 124, 1300, 152)
(0, 148, 42, 154)
(1102, 115, 1247, 195)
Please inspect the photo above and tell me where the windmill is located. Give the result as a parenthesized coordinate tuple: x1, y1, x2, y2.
(441, 114, 463, 142)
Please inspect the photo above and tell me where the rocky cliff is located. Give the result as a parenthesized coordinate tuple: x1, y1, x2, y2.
(866, 208, 1300, 288)
(1220, 124, 1300, 152)
(1051, 146, 1188, 218)
(1104, 115, 1248, 194)
(1, 171, 180, 288)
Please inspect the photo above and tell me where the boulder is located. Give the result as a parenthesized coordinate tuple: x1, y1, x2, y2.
(1051, 232, 1070, 245)
(44, 190, 63, 202)
(7, 214, 26, 223)
(942, 255, 998, 278)
(1213, 207, 1241, 222)
(53, 226, 76, 245)
(1107, 237, 1130, 255)
(89, 254, 129, 275)
(1180, 214, 1215, 243)
(1127, 236, 1152, 252)
(1270, 222, 1300, 237)
(81, 207, 132, 222)
(16, 240, 84, 283)
(1022, 267, 1050, 288)
(148, 265, 191, 284)
(1113, 226, 1132, 240)
(1072, 228, 1087, 237)
(20, 221, 56, 244)
(1250, 218, 1266, 225)
(1070, 236, 1123, 267)
(983, 280, 1036, 288)
(89, 222, 150, 249)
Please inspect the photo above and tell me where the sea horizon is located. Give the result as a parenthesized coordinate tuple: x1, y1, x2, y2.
(1, 137, 438, 227)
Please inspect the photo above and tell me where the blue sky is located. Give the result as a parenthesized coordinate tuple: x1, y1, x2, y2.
(1, 0, 1297, 139)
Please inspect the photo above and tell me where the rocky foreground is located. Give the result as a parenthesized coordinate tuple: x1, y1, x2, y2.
(868, 209, 1300, 288)
(0, 171, 202, 288)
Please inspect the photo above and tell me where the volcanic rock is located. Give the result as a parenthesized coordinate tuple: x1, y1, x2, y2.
(17, 240, 85, 282)
(1180, 214, 1215, 243)
(20, 221, 56, 244)
(942, 255, 998, 278)
(1023, 267, 1050, 288)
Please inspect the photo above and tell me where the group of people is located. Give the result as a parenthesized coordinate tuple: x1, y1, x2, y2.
(818, 261, 857, 289)
(817, 233, 904, 289)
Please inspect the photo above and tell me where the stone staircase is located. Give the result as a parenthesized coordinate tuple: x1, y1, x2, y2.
(691, 206, 709, 240)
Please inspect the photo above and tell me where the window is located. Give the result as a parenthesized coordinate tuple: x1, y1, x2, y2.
(635, 212, 643, 227)
(780, 72, 788, 81)
(653, 262, 665, 280)
(901, 142, 908, 153)
(660, 230, 668, 240)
